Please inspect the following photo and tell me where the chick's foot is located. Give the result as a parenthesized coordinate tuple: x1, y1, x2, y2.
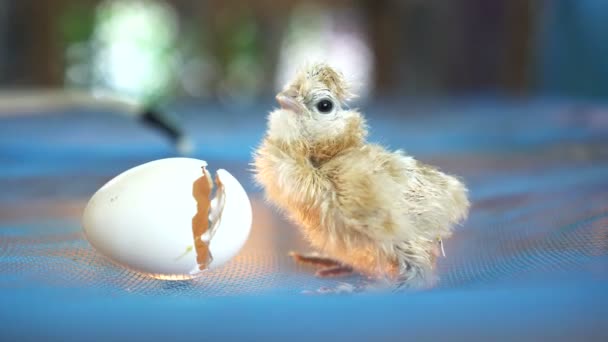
(289, 251, 354, 278)
(315, 264, 354, 278)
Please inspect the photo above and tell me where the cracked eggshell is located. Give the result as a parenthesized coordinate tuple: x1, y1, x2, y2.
(82, 158, 252, 280)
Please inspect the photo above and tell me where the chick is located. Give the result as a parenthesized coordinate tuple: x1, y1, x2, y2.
(253, 63, 469, 288)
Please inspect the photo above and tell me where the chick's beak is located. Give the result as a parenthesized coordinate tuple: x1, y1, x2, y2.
(276, 93, 301, 113)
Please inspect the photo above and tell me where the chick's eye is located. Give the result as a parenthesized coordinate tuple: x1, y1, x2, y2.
(316, 99, 334, 114)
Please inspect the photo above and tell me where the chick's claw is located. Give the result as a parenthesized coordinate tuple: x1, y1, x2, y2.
(288, 252, 354, 278)
(288, 251, 343, 268)
(315, 265, 354, 278)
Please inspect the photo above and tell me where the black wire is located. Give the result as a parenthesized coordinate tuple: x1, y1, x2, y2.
(139, 107, 183, 142)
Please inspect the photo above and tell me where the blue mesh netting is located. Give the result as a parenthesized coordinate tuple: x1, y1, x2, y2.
(1, 101, 607, 340)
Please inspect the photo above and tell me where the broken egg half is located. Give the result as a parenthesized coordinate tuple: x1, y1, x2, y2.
(82, 158, 252, 280)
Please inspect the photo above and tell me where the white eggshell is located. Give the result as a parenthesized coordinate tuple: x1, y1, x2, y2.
(82, 158, 252, 279)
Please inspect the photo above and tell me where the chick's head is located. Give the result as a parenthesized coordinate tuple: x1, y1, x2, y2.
(268, 63, 366, 159)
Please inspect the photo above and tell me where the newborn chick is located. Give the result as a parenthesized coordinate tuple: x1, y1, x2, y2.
(253, 63, 469, 288)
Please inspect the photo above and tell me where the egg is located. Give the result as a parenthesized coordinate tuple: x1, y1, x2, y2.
(82, 158, 252, 280)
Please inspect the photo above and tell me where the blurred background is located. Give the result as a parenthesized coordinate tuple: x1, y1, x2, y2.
(1, 0, 608, 104)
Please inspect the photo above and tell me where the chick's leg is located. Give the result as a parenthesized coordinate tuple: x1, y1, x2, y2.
(288, 251, 354, 278)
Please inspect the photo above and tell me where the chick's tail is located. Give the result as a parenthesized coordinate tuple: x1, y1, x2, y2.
(445, 174, 470, 225)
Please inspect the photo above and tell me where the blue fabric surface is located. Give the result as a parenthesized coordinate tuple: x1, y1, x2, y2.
(1, 99, 607, 340)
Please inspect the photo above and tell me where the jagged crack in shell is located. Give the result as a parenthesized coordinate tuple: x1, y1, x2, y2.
(190, 165, 226, 275)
